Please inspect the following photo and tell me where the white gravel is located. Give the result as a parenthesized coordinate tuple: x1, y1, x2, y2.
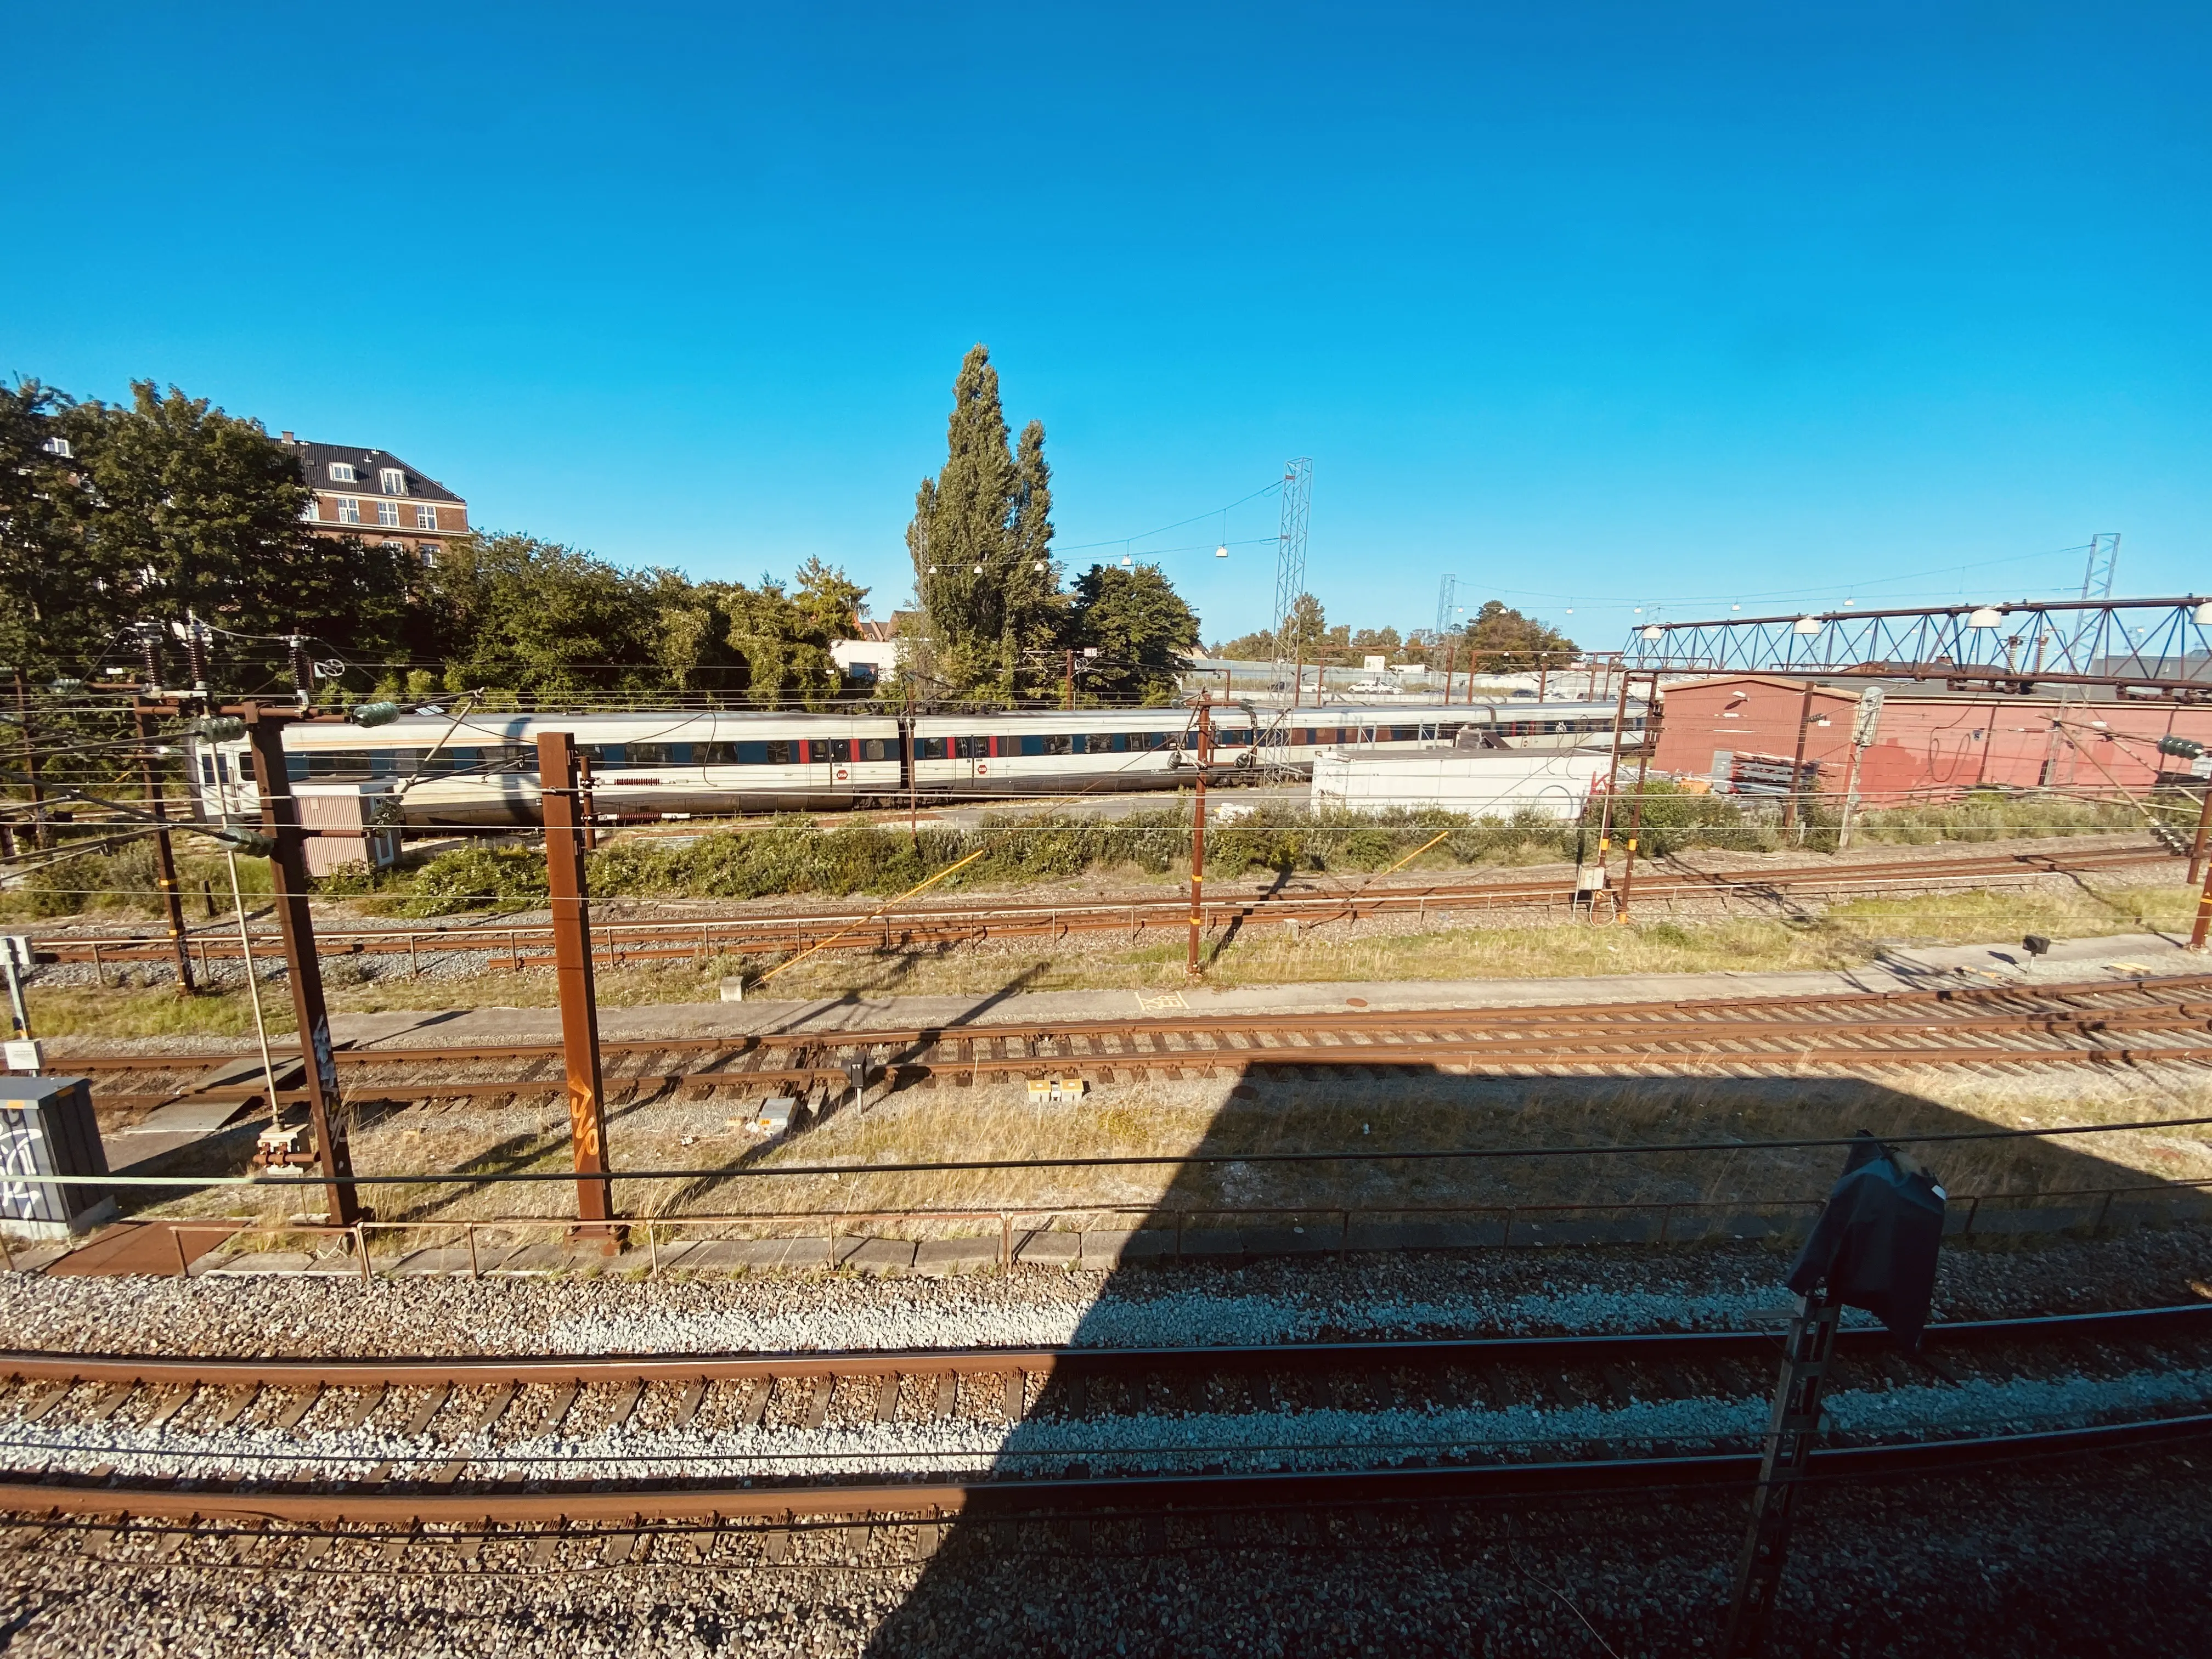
(4, 1367, 2204, 1486)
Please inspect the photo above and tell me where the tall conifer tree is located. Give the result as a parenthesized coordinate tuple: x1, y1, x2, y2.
(906, 346, 1064, 698)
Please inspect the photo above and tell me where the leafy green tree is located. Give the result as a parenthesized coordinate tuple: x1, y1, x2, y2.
(723, 558, 868, 703)
(905, 346, 1064, 698)
(1069, 563, 1199, 704)
(71, 382, 419, 674)
(431, 532, 658, 696)
(1279, 592, 1328, 663)
(1463, 599, 1578, 673)
(0, 380, 113, 678)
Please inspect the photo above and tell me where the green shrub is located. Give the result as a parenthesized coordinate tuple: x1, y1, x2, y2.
(407, 845, 550, 915)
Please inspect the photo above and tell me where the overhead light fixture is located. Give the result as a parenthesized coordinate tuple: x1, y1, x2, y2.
(1641, 625, 1663, 641)
(2195, 601, 2212, 626)
(1215, 544, 1228, 558)
(1792, 616, 1822, 636)
(1966, 606, 2002, 629)
(1121, 555, 1133, 567)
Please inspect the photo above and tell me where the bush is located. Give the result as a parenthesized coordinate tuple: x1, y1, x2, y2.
(407, 845, 550, 915)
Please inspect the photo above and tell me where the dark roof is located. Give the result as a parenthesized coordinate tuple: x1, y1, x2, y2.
(281, 439, 465, 506)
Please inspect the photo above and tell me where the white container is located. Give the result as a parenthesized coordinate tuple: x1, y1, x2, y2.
(1308, 746, 1609, 820)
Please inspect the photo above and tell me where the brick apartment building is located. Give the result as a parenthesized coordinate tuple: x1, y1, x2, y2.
(279, 434, 468, 565)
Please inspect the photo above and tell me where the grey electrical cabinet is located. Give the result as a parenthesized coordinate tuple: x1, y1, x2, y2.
(0, 1075, 114, 1239)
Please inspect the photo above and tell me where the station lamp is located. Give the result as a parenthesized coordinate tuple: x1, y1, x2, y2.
(1966, 606, 2003, 629)
(1792, 616, 1822, 635)
(2196, 601, 2212, 627)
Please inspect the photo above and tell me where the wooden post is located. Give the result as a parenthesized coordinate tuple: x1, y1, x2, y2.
(134, 707, 196, 996)
(1187, 698, 1213, 978)
(1781, 681, 1815, 833)
(245, 708, 359, 1227)
(539, 731, 616, 1233)
(2188, 783, 2212, 888)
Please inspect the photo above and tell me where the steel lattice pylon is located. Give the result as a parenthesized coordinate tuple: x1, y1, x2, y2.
(1436, 574, 1460, 640)
(2082, 533, 2122, 600)
(1272, 458, 1312, 661)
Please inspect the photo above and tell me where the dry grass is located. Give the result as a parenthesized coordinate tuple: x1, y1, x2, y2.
(132, 1060, 2212, 1252)
(27, 879, 2199, 1042)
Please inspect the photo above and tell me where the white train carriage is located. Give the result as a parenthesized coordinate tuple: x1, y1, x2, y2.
(188, 712, 905, 826)
(183, 699, 1648, 825)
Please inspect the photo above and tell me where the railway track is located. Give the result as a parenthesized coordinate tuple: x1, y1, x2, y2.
(30, 838, 2176, 974)
(2, 1304, 2206, 1539)
(68, 972, 2212, 1119)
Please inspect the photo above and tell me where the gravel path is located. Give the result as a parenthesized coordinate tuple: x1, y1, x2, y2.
(0, 1452, 2205, 1656)
(5, 1229, 2209, 1360)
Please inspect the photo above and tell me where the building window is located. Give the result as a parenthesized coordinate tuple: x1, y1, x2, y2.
(417, 543, 437, 567)
(379, 467, 407, 495)
(42, 436, 72, 459)
(338, 498, 362, 524)
(377, 500, 400, 527)
(414, 504, 438, 529)
(301, 499, 320, 522)
(328, 462, 357, 482)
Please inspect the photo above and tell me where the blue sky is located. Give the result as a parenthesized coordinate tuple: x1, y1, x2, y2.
(6, 3, 2210, 649)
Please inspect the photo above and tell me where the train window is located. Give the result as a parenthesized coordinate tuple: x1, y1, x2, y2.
(241, 752, 257, 785)
(582, 743, 627, 766)
(286, 755, 309, 782)
(1090, 732, 1126, 753)
(696, 742, 736, 765)
(916, 737, 950, 761)
(1391, 726, 1417, 742)
(306, 754, 373, 780)
(629, 743, 673, 766)
(199, 755, 216, 784)
(860, 737, 891, 761)
(824, 737, 853, 763)
(1043, 734, 1071, 756)
(733, 741, 793, 764)
(955, 735, 988, 759)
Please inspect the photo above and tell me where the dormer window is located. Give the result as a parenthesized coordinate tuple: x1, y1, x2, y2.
(379, 467, 407, 495)
(42, 437, 72, 459)
(328, 461, 357, 482)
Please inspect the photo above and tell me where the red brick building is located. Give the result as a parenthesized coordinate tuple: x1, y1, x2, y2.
(278, 435, 468, 565)
(1651, 674, 2212, 805)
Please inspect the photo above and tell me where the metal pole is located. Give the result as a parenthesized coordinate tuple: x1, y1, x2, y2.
(538, 731, 616, 1234)
(1591, 673, 1633, 918)
(134, 708, 196, 996)
(1781, 681, 1814, 834)
(226, 849, 281, 1136)
(1617, 674, 1656, 922)
(244, 708, 359, 1227)
(576, 752, 599, 851)
(1537, 654, 1548, 703)
(1065, 650, 1075, 712)
(1722, 1288, 1843, 1657)
(1186, 698, 1212, 978)
(1442, 637, 1454, 707)
(1837, 742, 1864, 852)
(2187, 783, 2212, 888)
(1291, 646, 1302, 710)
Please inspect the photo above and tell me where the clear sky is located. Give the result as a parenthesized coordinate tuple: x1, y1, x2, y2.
(7, 3, 2210, 650)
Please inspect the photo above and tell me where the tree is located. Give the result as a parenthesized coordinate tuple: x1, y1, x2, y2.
(0, 380, 112, 678)
(431, 532, 658, 697)
(905, 346, 1064, 699)
(1463, 599, 1578, 673)
(1279, 593, 1327, 663)
(71, 382, 422, 674)
(1069, 563, 1199, 705)
(722, 558, 868, 704)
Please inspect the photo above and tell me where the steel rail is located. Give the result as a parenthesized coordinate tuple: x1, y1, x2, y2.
(58, 971, 2212, 1079)
(5, 1414, 2207, 1528)
(26, 841, 2175, 970)
(3, 1303, 2202, 1392)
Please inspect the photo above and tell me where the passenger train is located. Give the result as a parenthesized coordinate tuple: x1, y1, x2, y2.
(187, 700, 1647, 826)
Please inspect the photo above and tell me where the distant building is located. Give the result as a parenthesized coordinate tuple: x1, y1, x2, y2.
(278, 433, 469, 566)
(831, 616, 906, 685)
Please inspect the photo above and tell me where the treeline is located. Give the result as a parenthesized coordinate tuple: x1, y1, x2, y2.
(0, 379, 880, 704)
(1212, 596, 1578, 673)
